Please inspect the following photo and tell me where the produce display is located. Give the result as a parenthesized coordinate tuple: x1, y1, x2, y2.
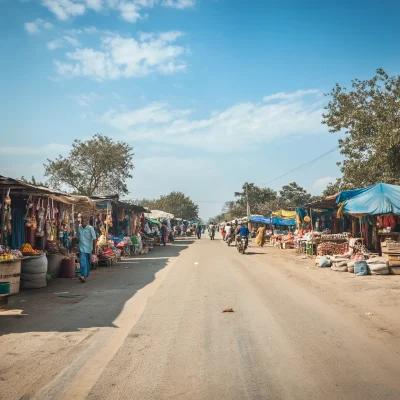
(318, 233, 349, 240)
(317, 241, 349, 256)
(19, 243, 43, 255)
(0, 246, 23, 263)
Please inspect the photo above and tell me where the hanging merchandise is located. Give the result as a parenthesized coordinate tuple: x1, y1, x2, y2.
(24, 196, 32, 227)
(37, 199, 45, 237)
(4, 189, 11, 206)
(45, 202, 52, 239)
(31, 199, 37, 230)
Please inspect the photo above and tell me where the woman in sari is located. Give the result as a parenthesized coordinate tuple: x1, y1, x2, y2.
(255, 225, 266, 247)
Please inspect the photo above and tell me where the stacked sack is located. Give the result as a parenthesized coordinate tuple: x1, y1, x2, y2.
(316, 255, 332, 268)
(347, 255, 364, 273)
(366, 256, 390, 275)
(330, 255, 350, 272)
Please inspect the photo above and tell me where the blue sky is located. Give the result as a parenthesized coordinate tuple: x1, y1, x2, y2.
(1, 0, 400, 219)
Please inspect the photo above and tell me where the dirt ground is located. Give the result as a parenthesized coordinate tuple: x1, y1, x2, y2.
(1, 234, 400, 400)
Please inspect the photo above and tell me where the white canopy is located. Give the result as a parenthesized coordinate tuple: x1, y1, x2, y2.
(145, 210, 175, 219)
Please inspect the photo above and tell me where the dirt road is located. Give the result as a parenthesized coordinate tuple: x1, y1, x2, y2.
(1, 234, 400, 399)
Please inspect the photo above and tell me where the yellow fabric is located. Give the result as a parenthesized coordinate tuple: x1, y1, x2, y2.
(255, 226, 266, 247)
(337, 202, 345, 218)
(272, 209, 297, 219)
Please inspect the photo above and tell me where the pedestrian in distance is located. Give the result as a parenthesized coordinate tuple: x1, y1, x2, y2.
(160, 223, 168, 246)
(196, 224, 202, 239)
(76, 216, 97, 283)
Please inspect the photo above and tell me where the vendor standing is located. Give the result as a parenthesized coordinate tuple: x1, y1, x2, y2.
(76, 216, 97, 283)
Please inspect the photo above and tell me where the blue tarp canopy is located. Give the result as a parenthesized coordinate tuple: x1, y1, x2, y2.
(336, 183, 400, 215)
(249, 215, 296, 226)
(273, 217, 296, 226)
(250, 215, 271, 224)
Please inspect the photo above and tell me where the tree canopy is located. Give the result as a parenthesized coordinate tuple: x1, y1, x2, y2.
(211, 181, 317, 222)
(234, 183, 278, 216)
(44, 134, 134, 196)
(20, 176, 47, 187)
(279, 182, 319, 208)
(139, 192, 199, 221)
(323, 68, 400, 190)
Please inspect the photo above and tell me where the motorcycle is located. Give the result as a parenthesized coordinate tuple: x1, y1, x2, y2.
(237, 236, 248, 254)
(226, 233, 234, 246)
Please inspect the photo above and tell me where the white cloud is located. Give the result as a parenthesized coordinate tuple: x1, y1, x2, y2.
(48, 39, 64, 50)
(102, 102, 191, 130)
(41, 0, 86, 20)
(313, 176, 336, 190)
(0, 143, 70, 155)
(65, 26, 99, 35)
(103, 90, 326, 152)
(263, 89, 319, 102)
(75, 92, 103, 106)
(161, 0, 195, 9)
(37, 0, 194, 22)
(117, 1, 142, 22)
(85, 0, 103, 11)
(54, 31, 187, 80)
(48, 35, 81, 50)
(24, 18, 54, 34)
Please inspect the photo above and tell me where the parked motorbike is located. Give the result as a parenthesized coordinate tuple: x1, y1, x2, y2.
(236, 236, 248, 254)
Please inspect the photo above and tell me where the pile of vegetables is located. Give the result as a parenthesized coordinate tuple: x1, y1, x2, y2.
(19, 243, 43, 255)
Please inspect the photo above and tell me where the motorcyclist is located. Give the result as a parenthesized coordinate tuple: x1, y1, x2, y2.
(225, 223, 232, 243)
(238, 222, 249, 247)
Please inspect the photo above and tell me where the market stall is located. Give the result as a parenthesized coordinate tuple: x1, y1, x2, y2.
(0, 176, 97, 291)
(335, 183, 400, 273)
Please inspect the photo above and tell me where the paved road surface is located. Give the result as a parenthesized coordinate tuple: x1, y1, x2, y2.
(2, 233, 400, 399)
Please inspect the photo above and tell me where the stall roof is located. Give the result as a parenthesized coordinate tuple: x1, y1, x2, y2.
(272, 209, 297, 219)
(0, 175, 95, 209)
(146, 210, 175, 219)
(304, 196, 338, 210)
(336, 183, 400, 215)
(0, 175, 68, 197)
(117, 201, 148, 213)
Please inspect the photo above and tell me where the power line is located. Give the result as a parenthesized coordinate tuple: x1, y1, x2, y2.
(256, 146, 340, 187)
(194, 146, 339, 204)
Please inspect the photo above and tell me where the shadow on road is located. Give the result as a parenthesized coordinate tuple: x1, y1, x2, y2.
(0, 239, 194, 335)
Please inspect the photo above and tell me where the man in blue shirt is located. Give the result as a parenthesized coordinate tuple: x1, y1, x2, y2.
(238, 222, 249, 247)
(76, 216, 97, 283)
(239, 223, 249, 237)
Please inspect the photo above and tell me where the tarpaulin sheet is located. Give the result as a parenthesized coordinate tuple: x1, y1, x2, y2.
(146, 218, 161, 227)
(249, 215, 296, 226)
(272, 209, 297, 219)
(272, 217, 296, 226)
(336, 183, 400, 215)
(250, 216, 271, 224)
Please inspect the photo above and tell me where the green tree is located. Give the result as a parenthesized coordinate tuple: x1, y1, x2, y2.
(279, 182, 313, 208)
(20, 176, 47, 187)
(323, 68, 400, 188)
(322, 180, 342, 198)
(234, 183, 277, 215)
(141, 191, 199, 220)
(44, 134, 134, 196)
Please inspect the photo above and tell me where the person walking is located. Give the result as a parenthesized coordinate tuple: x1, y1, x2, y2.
(160, 223, 168, 246)
(196, 223, 202, 239)
(255, 225, 267, 247)
(76, 216, 97, 283)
